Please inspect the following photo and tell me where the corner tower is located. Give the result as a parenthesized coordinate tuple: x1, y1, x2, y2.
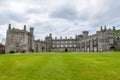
(28, 27, 34, 52)
(5, 24, 34, 53)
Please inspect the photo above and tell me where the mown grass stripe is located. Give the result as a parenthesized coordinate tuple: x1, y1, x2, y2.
(0, 52, 120, 80)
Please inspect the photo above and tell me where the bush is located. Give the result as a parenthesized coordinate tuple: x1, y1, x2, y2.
(9, 50, 15, 54)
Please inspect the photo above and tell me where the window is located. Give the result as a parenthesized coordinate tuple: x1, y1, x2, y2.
(52, 45, 55, 47)
(65, 45, 68, 47)
(74, 45, 76, 47)
(69, 45, 72, 47)
(59, 45, 61, 47)
(57, 45, 59, 47)
(109, 38, 114, 44)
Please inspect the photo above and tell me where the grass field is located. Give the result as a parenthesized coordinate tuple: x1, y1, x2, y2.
(0, 52, 120, 80)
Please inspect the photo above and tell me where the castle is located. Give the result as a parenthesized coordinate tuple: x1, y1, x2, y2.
(5, 24, 120, 53)
(5, 24, 34, 53)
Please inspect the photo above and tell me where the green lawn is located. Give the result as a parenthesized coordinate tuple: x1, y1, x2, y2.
(0, 52, 120, 80)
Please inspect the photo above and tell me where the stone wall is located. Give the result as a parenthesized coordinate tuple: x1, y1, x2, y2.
(5, 24, 120, 53)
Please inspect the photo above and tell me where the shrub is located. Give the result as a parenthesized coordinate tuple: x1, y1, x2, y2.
(9, 50, 15, 54)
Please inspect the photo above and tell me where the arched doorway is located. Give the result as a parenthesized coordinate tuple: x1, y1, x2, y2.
(65, 48, 68, 52)
(42, 47, 44, 52)
(110, 46, 116, 51)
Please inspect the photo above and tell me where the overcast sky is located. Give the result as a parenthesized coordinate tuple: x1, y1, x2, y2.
(0, 0, 120, 43)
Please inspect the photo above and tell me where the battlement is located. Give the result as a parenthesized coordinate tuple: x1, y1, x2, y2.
(100, 25, 116, 32)
(52, 36, 75, 40)
(8, 24, 34, 34)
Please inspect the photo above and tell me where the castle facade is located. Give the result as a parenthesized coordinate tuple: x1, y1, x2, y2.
(5, 24, 34, 53)
(5, 24, 120, 53)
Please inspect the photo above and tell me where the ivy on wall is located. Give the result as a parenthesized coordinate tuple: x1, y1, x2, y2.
(116, 29, 120, 36)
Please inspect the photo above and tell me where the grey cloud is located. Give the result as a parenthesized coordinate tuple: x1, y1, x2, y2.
(28, 21, 59, 39)
(50, 5, 77, 21)
(27, 8, 44, 14)
(97, 4, 120, 26)
(105, 1, 120, 18)
(0, 10, 29, 25)
(77, 0, 120, 28)
(0, 0, 9, 5)
(9, 13, 29, 23)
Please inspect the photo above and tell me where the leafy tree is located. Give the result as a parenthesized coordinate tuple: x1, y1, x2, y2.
(116, 29, 120, 36)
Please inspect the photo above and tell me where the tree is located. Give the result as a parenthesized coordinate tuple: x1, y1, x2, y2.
(116, 29, 120, 36)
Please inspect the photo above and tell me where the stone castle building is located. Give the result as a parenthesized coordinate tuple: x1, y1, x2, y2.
(5, 24, 34, 53)
(5, 24, 120, 53)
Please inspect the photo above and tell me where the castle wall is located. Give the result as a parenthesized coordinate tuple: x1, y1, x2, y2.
(51, 39, 77, 52)
(5, 24, 119, 53)
(34, 40, 46, 52)
(77, 26, 117, 52)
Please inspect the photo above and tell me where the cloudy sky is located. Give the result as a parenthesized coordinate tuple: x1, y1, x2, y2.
(0, 0, 120, 43)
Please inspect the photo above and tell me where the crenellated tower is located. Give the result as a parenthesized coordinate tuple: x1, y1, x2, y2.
(5, 24, 34, 53)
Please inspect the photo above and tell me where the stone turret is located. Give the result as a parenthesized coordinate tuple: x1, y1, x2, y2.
(100, 26, 103, 31)
(8, 24, 11, 30)
(113, 26, 116, 31)
(70, 36, 72, 39)
(75, 35, 77, 38)
(30, 27, 34, 35)
(24, 25, 26, 31)
(60, 36, 62, 39)
(65, 36, 67, 39)
(55, 37, 57, 40)
(45, 33, 53, 52)
(29, 27, 34, 52)
(49, 33, 52, 37)
(82, 31, 89, 38)
(104, 25, 107, 31)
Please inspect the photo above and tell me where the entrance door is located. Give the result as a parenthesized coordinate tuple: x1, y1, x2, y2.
(110, 46, 116, 51)
(65, 48, 68, 52)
